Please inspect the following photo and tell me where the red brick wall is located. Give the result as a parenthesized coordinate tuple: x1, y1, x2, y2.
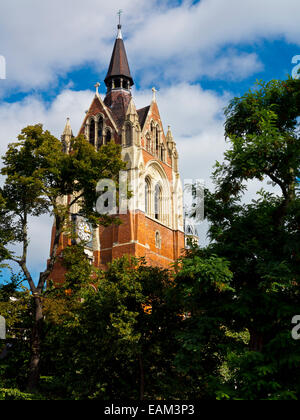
(98, 211, 185, 270)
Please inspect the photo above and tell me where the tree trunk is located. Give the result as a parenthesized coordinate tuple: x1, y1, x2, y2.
(27, 296, 43, 392)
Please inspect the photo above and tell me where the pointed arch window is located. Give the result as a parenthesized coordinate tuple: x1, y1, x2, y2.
(146, 134, 151, 152)
(156, 128, 159, 156)
(105, 129, 112, 144)
(125, 123, 132, 146)
(151, 122, 155, 154)
(155, 183, 162, 221)
(155, 231, 161, 249)
(124, 154, 131, 170)
(145, 177, 151, 215)
(98, 116, 104, 148)
(160, 145, 165, 162)
(89, 119, 95, 147)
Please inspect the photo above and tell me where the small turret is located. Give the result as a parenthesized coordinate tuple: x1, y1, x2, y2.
(166, 126, 179, 172)
(61, 117, 73, 153)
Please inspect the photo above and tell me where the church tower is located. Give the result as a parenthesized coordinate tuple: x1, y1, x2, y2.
(50, 22, 185, 280)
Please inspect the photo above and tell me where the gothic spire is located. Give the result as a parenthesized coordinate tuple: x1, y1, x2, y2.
(104, 21, 134, 91)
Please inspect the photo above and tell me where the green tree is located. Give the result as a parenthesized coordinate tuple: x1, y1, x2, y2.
(169, 248, 235, 399)
(0, 276, 32, 391)
(203, 77, 300, 399)
(42, 253, 185, 400)
(0, 124, 125, 391)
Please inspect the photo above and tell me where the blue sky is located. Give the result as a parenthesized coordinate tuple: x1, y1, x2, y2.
(0, 0, 299, 284)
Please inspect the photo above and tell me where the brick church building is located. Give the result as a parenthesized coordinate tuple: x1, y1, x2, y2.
(50, 22, 185, 282)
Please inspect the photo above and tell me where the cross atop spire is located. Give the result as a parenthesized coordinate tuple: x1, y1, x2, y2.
(152, 87, 157, 102)
(117, 10, 123, 39)
(94, 82, 100, 95)
(117, 9, 123, 26)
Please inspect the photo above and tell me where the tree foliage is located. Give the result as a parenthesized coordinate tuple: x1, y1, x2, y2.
(203, 77, 300, 399)
(0, 124, 125, 390)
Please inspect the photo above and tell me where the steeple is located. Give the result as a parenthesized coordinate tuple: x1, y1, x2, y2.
(104, 22, 134, 92)
(103, 20, 134, 129)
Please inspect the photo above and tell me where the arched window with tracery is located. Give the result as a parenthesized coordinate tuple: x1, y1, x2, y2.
(154, 183, 162, 221)
(89, 119, 95, 147)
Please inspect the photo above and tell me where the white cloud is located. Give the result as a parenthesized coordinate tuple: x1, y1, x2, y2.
(0, 89, 93, 160)
(0, 0, 150, 92)
(0, 0, 299, 93)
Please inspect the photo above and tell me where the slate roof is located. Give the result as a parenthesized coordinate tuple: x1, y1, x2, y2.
(137, 106, 150, 130)
(104, 36, 134, 86)
(104, 90, 132, 129)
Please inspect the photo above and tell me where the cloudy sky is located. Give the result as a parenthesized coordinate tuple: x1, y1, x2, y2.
(0, 0, 299, 281)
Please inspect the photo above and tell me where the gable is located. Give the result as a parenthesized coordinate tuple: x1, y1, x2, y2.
(78, 94, 119, 136)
